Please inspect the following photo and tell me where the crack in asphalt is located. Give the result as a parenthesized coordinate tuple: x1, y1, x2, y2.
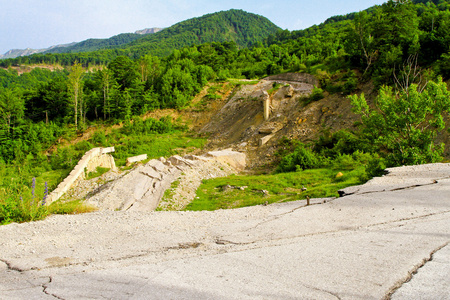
(364, 210, 450, 230)
(302, 283, 342, 300)
(339, 178, 445, 197)
(0, 258, 25, 272)
(214, 210, 450, 248)
(42, 276, 65, 300)
(13, 242, 208, 272)
(383, 241, 449, 300)
(215, 197, 337, 245)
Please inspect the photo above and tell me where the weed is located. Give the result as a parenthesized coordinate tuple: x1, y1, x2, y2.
(86, 167, 111, 180)
(268, 82, 282, 95)
(47, 200, 97, 215)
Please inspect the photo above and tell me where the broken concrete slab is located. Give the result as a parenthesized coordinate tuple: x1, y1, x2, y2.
(86, 150, 247, 211)
(391, 243, 450, 300)
(258, 122, 283, 134)
(126, 154, 148, 165)
(259, 134, 274, 146)
(339, 163, 450, 196)
(206, 150, 246, 171)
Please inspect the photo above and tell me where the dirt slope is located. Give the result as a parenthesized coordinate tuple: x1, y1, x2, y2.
(194, 74, 371, 171)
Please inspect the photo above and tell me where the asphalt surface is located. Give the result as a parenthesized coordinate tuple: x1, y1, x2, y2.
(0, 163, 449, 299)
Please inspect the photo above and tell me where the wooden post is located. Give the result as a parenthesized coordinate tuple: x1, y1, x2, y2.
(306, 196, 310, 206)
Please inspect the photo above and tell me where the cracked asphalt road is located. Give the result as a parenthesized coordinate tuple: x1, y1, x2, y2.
(0, 163, 449, 299)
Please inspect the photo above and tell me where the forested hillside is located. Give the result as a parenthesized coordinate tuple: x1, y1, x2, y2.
(0, 9, 280, 67)
(1, 0, 450, 223)
(123, 9, 281, 57)
(44, 33, 149, 54)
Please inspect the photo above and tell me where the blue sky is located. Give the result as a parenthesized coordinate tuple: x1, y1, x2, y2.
(0, 0, 386, 54)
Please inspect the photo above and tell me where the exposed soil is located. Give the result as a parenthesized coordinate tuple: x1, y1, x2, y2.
(192, 77, 374, 171)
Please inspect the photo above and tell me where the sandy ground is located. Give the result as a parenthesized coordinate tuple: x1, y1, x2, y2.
(0, 163, 449, 299)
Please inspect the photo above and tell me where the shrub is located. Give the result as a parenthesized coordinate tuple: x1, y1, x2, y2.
(276, 145, 322, 173)
(365, 156, 387, 179)
(309, 86, 325, 102)
(314, 130, 366, 157)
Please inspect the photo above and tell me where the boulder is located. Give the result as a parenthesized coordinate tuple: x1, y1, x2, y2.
(258, 122, 283, 134)
(206, 150, 247, 171)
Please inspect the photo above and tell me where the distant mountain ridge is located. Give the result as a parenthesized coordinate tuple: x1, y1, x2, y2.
(121, 9, 281, 57)
(0, 28, 163, 59)
(0, 43, 76, 59)
(1, 10, 280, 63)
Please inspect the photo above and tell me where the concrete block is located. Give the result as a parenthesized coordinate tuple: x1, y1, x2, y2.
(260, 134, 274, 146)
(147, 159, 167, 172)
(206, 150, 247, 171)
(126, 154, 148, 165)
(102, 147, 115, 154)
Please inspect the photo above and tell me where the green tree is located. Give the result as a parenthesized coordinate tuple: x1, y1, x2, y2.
(25, 77, 70, 123)
(108, 56, 139, 90)
(347, 11, 377, 75)
(67, 63, 84, 129)
(138, 55, 161, 85)
(350, 77, 450, 166)
(0, 87, 24, 135)
(98, 68, 114, 120)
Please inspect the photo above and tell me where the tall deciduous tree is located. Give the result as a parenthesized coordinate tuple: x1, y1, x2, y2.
(99, 68, 112, 120)
(0, 87, 24, 136)
(68, 63, 84, 129)
(349, 11, 377, 75)
(108, 56, 139, 91)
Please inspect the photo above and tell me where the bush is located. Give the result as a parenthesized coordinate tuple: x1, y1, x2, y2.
(314, 130, 366, 157)
(308, 86, 325, 102)
(365, 156, 387, 179)
(276, 145, 322, 173)
(0, 198, 48, 225)
(122, 116, 183, 135)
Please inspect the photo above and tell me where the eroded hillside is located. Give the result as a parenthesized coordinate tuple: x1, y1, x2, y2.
(192, 73, 368, 171)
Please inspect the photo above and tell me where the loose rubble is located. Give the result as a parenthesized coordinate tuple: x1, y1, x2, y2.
(84, 150, 246, 211)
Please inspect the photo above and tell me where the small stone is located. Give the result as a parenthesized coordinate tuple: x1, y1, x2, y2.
(222, 185, 233, 192)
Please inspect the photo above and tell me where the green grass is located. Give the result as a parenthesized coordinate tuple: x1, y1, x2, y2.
(185, 166, 366, 211)
(228, 79, 259, 86)
(112, 132, 206, 166)
(86, 167, 111, 180)
(0, 197, 98, 225)
(47, 199, 97, 215)
(267, 82, 282, 95)
(156, 178, 181, 211)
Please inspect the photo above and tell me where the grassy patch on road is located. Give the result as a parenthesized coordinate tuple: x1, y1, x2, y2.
(185, 166, 366, 211)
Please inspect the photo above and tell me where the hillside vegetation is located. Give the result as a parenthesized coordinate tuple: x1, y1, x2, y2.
(1, 0, 450, 223)
(44, 33, 149, 54)
(1, 9, 280, 66)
